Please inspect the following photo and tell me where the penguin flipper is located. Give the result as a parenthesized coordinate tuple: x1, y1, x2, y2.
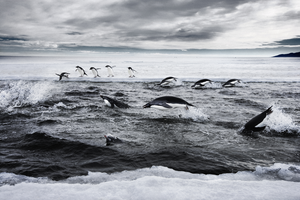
(159, 102, 172, 109)
(114, 100, 130, 109)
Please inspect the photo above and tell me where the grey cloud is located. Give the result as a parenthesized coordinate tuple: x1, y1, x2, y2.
(0, 0, 298, 54)
(120, 25, 225, 42)
(281, 10, 300, 20)
(0, 35, 28, 41)
(64, 15, 121, 29)
(274, 37, 300, 46)
(63, 0, 257, 30)
(108, 0, 258, 18)
(66, 32, 84, 35)
(61, 0, 242, 43)
(263, 36, 300, 46)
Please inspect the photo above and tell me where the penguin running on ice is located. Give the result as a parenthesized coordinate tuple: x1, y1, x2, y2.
(105, 65, 115, 77)
(75, 66, 88, 77)
(90, 67, 101, 78)
(128, 67, 137, 78)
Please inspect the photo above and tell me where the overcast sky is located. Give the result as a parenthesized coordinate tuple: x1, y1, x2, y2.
(0, 0, 299, 55)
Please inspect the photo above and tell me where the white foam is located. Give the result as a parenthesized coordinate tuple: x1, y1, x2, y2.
(1, 164, 300, 200)
(0, 80, 54, 111)
(178, 106, 210, 122)
(264, 105, 300, 134)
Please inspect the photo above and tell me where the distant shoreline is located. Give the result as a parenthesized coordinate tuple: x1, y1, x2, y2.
(273, 52, 300, 57)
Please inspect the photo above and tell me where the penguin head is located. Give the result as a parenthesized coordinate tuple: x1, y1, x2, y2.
(90, 67, 95, 70)
(143, 103, 152, 108)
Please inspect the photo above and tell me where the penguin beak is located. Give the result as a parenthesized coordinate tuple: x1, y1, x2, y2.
(143, 103, 150, 108)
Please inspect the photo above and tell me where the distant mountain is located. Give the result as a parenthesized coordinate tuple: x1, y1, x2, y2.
(273, 52, 300, 57)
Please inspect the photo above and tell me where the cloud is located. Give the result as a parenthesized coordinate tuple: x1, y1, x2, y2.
(0, 0, 300, 54)
(274, 37, 300, 46)
(66, 32, 84, 35)
(0, 35, 28, 41)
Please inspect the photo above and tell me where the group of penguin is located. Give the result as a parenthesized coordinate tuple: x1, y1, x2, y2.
(157, 76, 241, 88)
(100, 77, 272, 145)
(56, 66, 272, 144)
(56, 65, 137, 80)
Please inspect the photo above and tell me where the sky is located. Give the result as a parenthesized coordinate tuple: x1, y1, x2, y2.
(0, 0, 300, 56)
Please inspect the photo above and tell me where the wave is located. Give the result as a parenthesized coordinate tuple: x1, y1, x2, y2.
(1, 164, 300, 200)
(0, 80, 54, 111)
(1, 163, 300, 186)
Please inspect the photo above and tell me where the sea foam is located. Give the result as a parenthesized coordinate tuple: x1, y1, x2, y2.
(0, 164, 300, 200)
(0, 80, 54, 111)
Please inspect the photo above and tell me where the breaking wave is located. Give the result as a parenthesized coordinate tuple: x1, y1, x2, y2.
(0, 81, 54, 111)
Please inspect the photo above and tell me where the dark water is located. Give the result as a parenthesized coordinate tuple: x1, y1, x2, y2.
(1, 80, 300, 181)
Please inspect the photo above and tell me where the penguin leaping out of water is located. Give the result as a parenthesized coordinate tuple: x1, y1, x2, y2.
(243, 106, 273, 132)
(105, 65, 115, 77)
(75, 66, 88, 77)
(128, 67, 137, 78)
(222, 79, 241, 87)
(90, 67, 101, 78)
(100, 95, 130, 108)
(56, 72, 70, 81)
(143, 96, 194, 110)
(158, 76, 177, 87)
(191, 79, 212, 88)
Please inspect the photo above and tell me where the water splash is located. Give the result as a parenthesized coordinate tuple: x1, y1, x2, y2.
(254, 163, 300, 181)
(178, 106, 209, 122)
(0, 80, 54, 111)
(264, 105, 300, 136)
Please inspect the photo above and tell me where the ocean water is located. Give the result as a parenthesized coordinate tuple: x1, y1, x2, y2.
(0, 54, 300, 200)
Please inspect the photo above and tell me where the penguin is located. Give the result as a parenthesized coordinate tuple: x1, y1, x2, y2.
(100, 95, 130, 108)
(222, 79, 241, 87)
(90, 67, 101, 78)
(104, 134, 123, 146)
(128, 67, 137, 78)
(75, 66, 88, 77)
(191, 79, 212, 88)
(105, 65, 115, 77)
(243, 106, 273, 132)
(158, 76, 177, 87)
(55, 72, 70, 81)
(143, 96, 194, 110)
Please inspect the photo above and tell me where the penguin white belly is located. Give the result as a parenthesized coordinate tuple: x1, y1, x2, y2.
(78, 69, 84, 76)
(201, 80, 210, 85)
(104, 99, 112, 107)
(161, 80, 174, 86)
(167, 103, 187, 108)
(151, 105, 170, 110)
(128, 69, 133, 77)
(92, 69, 97, 77)
(107, 68, 114, 76)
